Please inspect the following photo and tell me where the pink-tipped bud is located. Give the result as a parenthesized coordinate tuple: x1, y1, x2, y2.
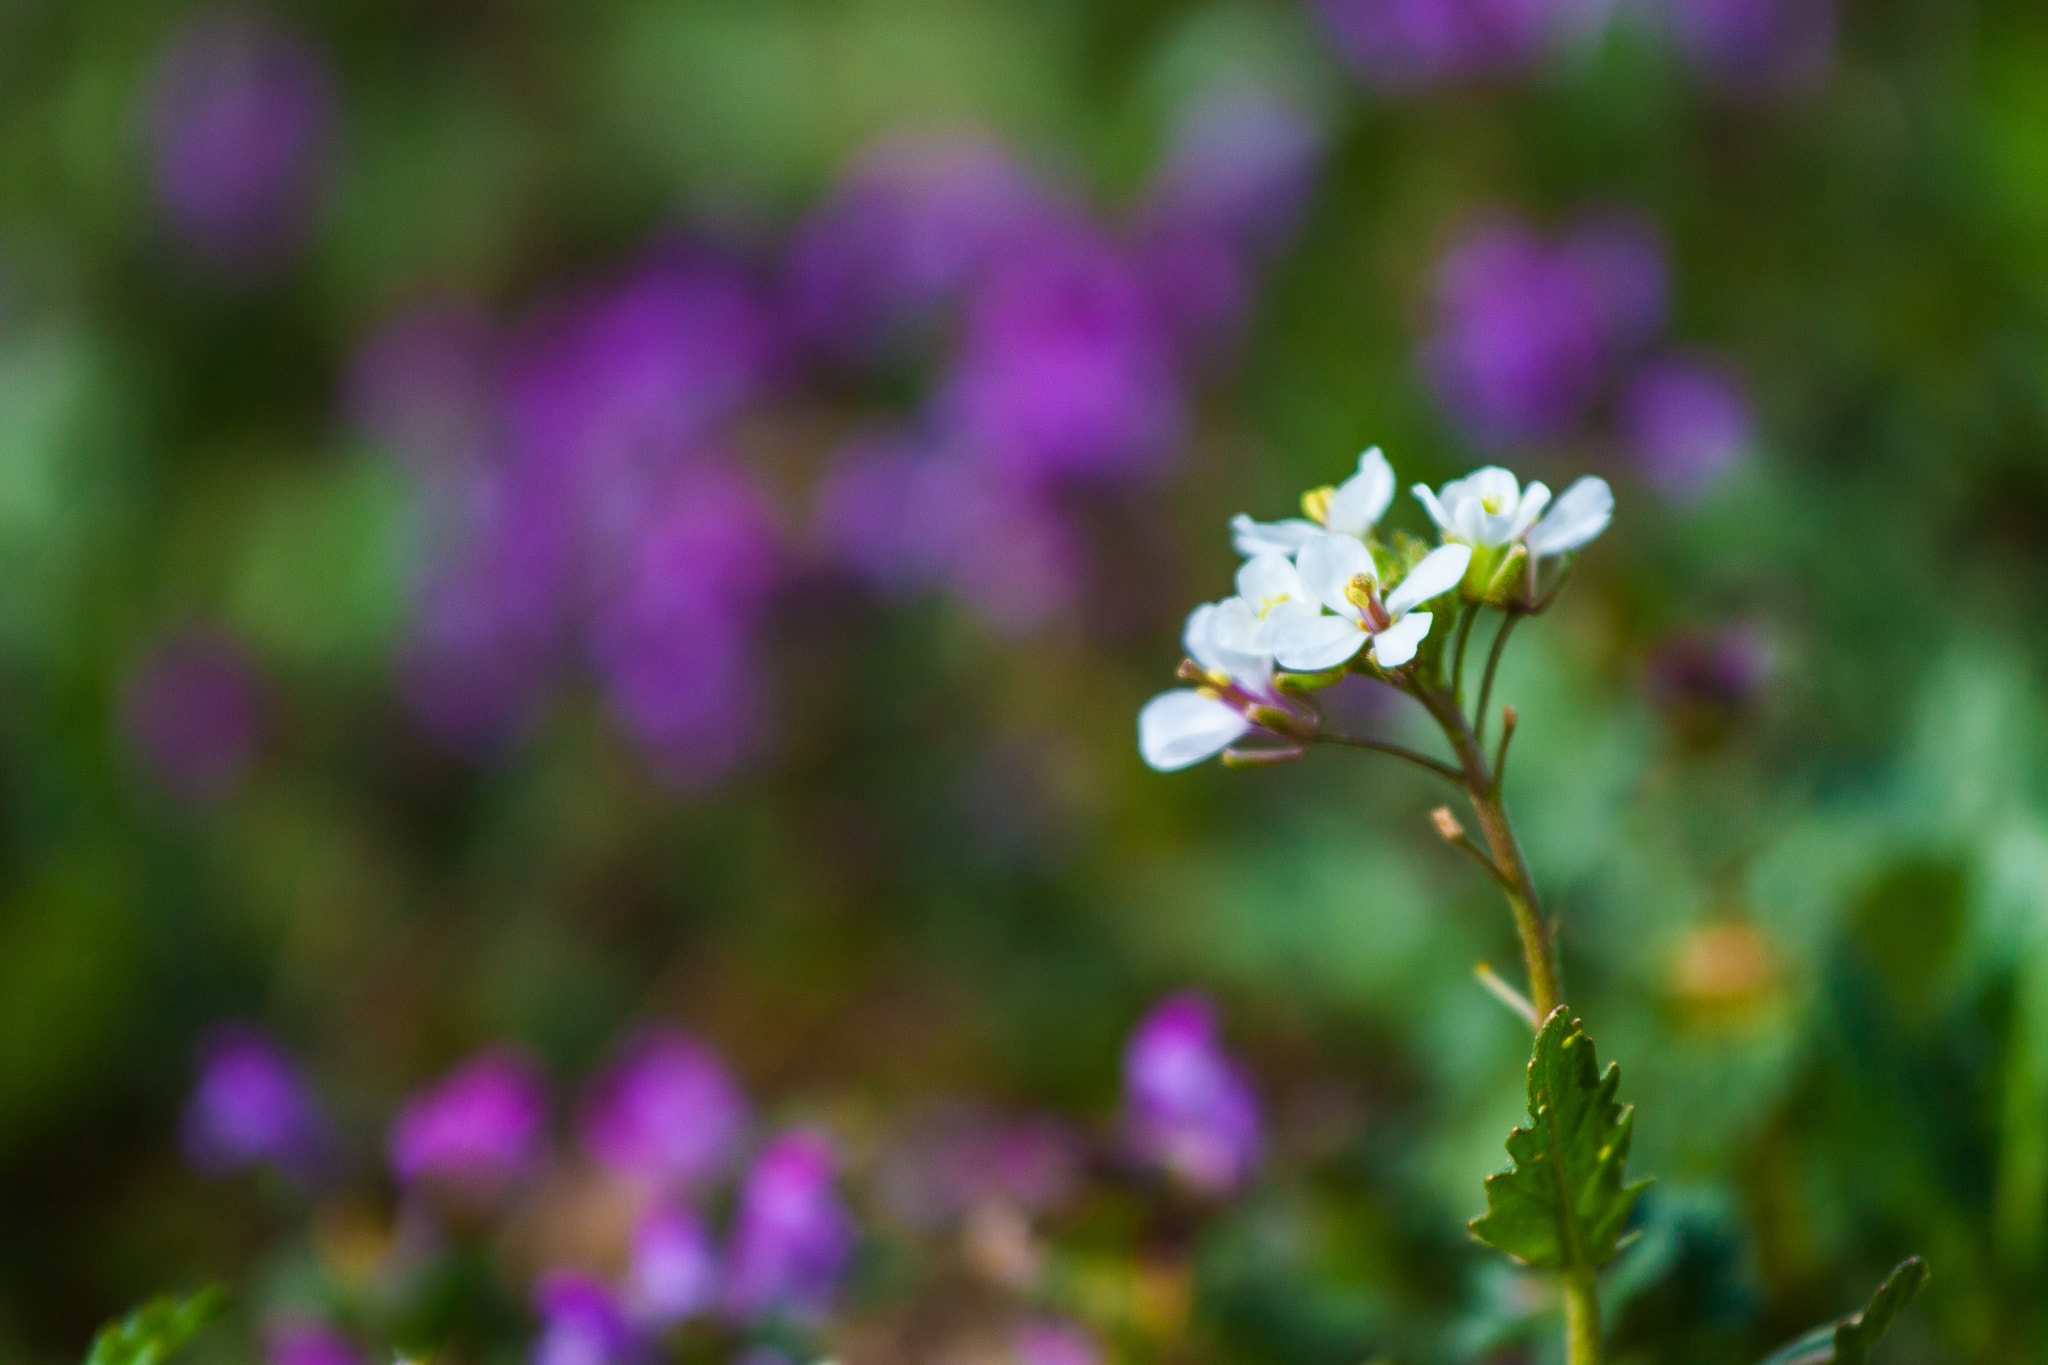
(1221, 742, 1308, 768)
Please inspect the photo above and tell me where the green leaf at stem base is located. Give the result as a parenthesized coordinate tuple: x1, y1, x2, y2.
(1470, 1007, 1652, 1271)
(1756, 1258, 1929, 1365)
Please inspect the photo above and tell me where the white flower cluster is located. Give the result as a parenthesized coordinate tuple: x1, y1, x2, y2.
(1140, 450, 1613, 771)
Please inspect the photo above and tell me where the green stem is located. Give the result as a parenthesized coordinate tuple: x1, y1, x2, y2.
(1475, 609, 1523, 749)
(1564, 1268, 1602, 1365)
(1466, 778, 1559, 1020)
(1408, 677, 1561, 1020)
(1411, 659, 1589, 1364)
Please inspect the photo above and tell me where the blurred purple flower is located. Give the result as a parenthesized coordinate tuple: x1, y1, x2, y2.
(1014, 1319, 1102, 1365)
(1144, 89, 1322, 257)
(389, 1047, 547, 1195)
(533, 1272, 641, 1365)
(723, 1129, 857, 1324)
(1663, 0, 1834, 93)
(1123, 993, 1262, 1197)
(348, 298, 501, 476)
(1423, 213, 1667, 447)
(783, 136, 1057, 361)
(398, 462, 576, 756)
(625, 1200, 720, 1328)
(1560, 212, 1669, 357)
(579, 1029, 749, 1190)
(1621, 355, 1753, 501)
(144, 9, 336, 268)
(1314, 0, 1568, 91)
(938, 226, 1184, 489)
(122, 627, 265, 803)
(1646, 626, 1774, 712)
(814, 432, 1082, 638)
(181, 1026, 332, 1182)
(1135, 89, 1324, 356)
(508, 256, 779, 547)
(264, 1319, 361, 1365)
(586, 463, 780, 786)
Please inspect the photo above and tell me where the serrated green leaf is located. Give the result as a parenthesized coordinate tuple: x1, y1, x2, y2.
(83, 1288, 225, 1365)
(1756, 1258, 1928, 1365)
(1469, 1007, 1652, 1270)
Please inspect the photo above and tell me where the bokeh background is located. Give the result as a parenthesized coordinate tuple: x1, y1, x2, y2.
(2, 0, 2045, 1361)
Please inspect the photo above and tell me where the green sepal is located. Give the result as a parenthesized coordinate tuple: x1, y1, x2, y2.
(84, 1288, 226, 1365)
(1469, 1008, 1653, 1271)
(1482, 545, 1530, 605)
(1755, 1258, 1929, 1365)
(1276, 667, 1347, 692)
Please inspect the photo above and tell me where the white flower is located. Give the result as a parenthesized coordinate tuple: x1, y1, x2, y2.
(1266, 533, 1472, 672)
(1523, 476, 1613, 558)
(1234, 552, 1315, 644)
(1229, 514, 1319, 559)
(1138, 599, 1275, 771)
(1230, 447, 1396, 556)
(1411, 466, 1552, 550)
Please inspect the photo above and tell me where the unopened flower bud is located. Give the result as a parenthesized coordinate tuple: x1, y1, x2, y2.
(1221, 743, 1307, 768)
(1301, 485, 1336, 525)
(1459, 543, 1505, 601)
(1276, 666, 1346, 692)
(1482, 545, 1529, 605)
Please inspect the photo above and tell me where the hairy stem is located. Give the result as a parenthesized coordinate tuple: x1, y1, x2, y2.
(1407, 677, 1561, 1023)
(1466, 778, 1560, 1020)
(1564, 1269, 1602, 1365)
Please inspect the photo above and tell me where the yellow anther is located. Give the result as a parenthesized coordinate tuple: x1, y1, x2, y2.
(1301, 486, 1336, 525)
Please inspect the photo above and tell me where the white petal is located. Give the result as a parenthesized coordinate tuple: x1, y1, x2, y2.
(1525, 476, 1614, 557)
(1368, 611, 1432, 669)
(1230, 514, 1320, 558)
(1183, 602, 1226, 675)
(1139, 691, 1252, 771)
(1295, 531, 1377, 618)
(1412, 483, 1451, 532)
(1510, 481, 1552, 539)
(1384, 543, 1473, 616)
(1257, 598, 1322, 652)
(1235, 553, 1307, 613)
(1326, 448, 1395, 536)
(1209, 598, 1275, 693)
(1270, 611, 1369, 672)
(1454, 467, 1522, 547)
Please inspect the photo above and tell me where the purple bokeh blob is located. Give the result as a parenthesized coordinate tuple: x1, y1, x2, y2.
(181, 1025, 333, 1183)
(578, 1029, 750, 1191)
(122, 627, 265, 803)
(723, 1129, 857, 1324)
(388, 1047, 548, 1196)
(1621, 355, 1754, 501)
(1123, 993, 1263, 1197)
(145, 9, 336, 269)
